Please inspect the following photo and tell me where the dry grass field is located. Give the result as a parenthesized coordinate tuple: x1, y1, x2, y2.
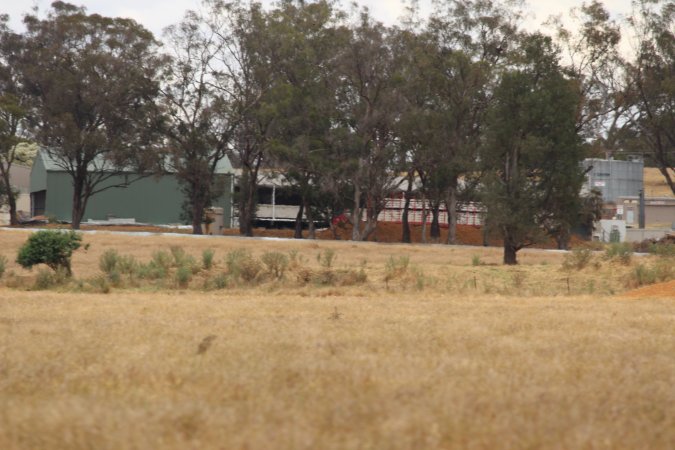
(0, 229, 673, 450)
(644, 167, 675, 198)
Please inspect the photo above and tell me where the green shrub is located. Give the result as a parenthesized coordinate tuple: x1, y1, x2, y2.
(175, 265, 192, 288)
(212, 273, 228, 289)
(100, 250, 138, 283)
(225, 249, 261, 282)
(627, 260, 674, 288)
(17, 230, 82, 276)
(99, 249, 120, 274)
(0, 254, 6, 279)
(202, 249, 215, 270)
(648, 243, 675, 257)
(604, 242, 633, 265)
(562, 247, 594, 271)
(116, 254, 138, 275)
(151, 250, 173, 271)
(136, 261, 167, 280)
(261, 251, 289, 279)
(471, 255, 483, 266)
(317, 249, 336, 268)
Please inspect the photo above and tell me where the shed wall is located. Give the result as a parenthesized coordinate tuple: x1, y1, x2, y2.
(43, 172, 232, 226)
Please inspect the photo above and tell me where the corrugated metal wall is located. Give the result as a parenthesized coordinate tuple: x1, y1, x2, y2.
(583, 159, 644, 203)
(42, 171, 233, 227)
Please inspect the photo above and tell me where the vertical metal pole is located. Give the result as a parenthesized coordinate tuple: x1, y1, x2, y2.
(638, 189, 645, 229)
(272, 184, 276, 222)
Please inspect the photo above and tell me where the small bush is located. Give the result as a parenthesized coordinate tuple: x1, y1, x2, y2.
(604, 242, 633, 265)
(334, 268, 368, 286)
(108, 269, 122, 286)
(627, 260, 674, 288)
(317, 249, 336, 268)
(136, 261, 167, 280)
(261, 251, 289, 279)
(34, 268, 55, 290)
(471, 255, 483, 266)
(116, 254, 138, 275)
(89, 276, 111, 294)
(225, 249, 261, 282)
(170, 246, 187, 266)
(151, 250, 173, 271)
(33, 267, 69, 290)
(648, 243, 675, 258)
(384, 255, 410, 285)
(16, 230, 82, 276)
(100, 250, 137, 284)
(212, 273, 228, 289)
(99, 249, 120, 274)
(0, 255, 6, 279)
(202, 249, 215, 270)
(288, 250, 305, 268)
(175, 265, 192, 288)
(562, 247, 594, 271)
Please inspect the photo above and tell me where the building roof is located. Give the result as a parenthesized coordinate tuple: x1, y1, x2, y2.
(37, 148, 234, 174)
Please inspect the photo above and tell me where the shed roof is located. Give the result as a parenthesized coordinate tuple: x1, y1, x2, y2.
(37, 148, 234, 174)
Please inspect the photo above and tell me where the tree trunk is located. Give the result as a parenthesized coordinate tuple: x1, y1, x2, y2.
(401, 173, 413, 243)
(1, 169, 18, 225)
(657, 165, 675, 196)
(351, 184, 362, 241)
(503, 231, 518, 265)
(71, 177, 86, 230)
(445, 185, 458, 245)
(362, 212, 378, 241)
(294, 201, 305, 239)
(191, 200, 204, 235)
(238, 168, 257, 237)
(243, 190, 255, 237)
(305, 199, 316, 239)
(556, 230, 570, 250)
(421, 195, 428, 244)
(7, 189, 17, 225)
(430, 201, 441, 243)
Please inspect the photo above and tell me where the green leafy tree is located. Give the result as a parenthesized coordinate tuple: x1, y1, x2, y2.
(481, 34, 585, 264)
(263, 0, 345, 239)
(16, 230, 82, 276)
(226, 1, 280, 237)
(547, 0, 626, 147)
(0, 15, 29, 225)
(625, 0, 674, 194)
(333, 12, 403, 241)
(161, 2, 244, 234)
(13, 2, 165, 229)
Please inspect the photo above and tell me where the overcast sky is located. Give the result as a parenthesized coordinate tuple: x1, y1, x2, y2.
(3, 0, 634, 37)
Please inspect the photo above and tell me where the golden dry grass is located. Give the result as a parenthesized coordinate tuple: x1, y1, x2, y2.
(0, 229, 673, 450)
(644, 167, 675, 198)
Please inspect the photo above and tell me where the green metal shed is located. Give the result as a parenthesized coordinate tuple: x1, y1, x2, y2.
(29, 149, 234, 227)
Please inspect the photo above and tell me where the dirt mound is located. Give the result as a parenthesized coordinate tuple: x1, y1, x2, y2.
(620, 280, 675, 299)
